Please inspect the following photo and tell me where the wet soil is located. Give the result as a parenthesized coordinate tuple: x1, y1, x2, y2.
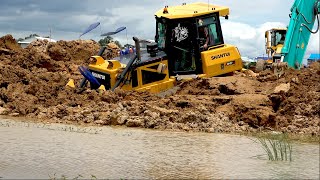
(0, 34, 319, 136)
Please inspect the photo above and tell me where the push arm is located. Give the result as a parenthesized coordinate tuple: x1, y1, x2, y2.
(281, 0, 320, 69)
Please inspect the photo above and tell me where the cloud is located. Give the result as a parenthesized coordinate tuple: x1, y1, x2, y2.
(0, 0, 318, 59)
(221, 21, 319, 58)
(222, 21, 257, 40)
(221, 21, 282, 57)
(306, 33, 320, 57)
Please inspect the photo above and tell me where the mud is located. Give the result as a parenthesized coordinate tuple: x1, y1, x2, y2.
(0, 34, 319, 136)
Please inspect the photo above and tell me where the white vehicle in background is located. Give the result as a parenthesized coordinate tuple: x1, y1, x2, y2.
(18, 35, 56, 48)
(35, 36, 56, 42)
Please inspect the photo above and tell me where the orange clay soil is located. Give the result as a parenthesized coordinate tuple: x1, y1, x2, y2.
(0, 34, 319, 135)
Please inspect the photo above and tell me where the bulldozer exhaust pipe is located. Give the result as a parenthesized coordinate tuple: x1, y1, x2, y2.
(111, 55, 137, 91)
(133, 37, 141, 61)
(97, 46, 106, 56)
(111, 37, 141, 91)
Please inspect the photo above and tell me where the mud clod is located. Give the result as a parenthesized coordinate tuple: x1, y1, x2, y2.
(218, 83, 239, 95)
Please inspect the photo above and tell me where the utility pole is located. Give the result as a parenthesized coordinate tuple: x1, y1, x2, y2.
(48, 25, 52, 41)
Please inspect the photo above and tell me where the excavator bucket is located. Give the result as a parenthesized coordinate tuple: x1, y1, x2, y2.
(272, 62, 288, 78)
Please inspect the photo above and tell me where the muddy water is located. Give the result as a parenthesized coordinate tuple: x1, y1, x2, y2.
(0, 118, 319, 179)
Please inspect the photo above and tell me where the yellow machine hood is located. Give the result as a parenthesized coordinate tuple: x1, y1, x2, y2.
(155, 2, 229, 19)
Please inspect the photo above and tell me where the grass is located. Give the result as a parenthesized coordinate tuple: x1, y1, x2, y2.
(251, 133, 293, 161)
(49, 173, 97, 180)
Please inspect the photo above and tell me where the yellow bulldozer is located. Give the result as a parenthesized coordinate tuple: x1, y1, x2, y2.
(68, 2, 243, 93)
(256, 28, 287, 72)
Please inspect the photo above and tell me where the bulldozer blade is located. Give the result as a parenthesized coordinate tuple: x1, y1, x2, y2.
(98, 85, 106, 92)
(66, 79, 75, 88)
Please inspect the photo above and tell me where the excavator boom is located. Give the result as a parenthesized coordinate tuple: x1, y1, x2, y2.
(281, 0, 320, 68)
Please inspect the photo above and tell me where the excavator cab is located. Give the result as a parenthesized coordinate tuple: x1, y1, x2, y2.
(271, 29, 287, 46)
(265, 28, 287, 63)
(256, 28, 287, 72)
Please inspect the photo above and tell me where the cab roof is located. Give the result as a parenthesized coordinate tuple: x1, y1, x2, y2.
(270, 28, 287, 31)
(155, 2, 229, 19)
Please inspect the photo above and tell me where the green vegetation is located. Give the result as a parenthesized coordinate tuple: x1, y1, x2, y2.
(17, 38, 24, 42)
(252, 133, 293, 161)
(242, 61, 256, 70)
(240, 130, 319, 144)
(49, 173, 97, 180)
(17, 34, 40, 42)
(99, 35, 122, 48)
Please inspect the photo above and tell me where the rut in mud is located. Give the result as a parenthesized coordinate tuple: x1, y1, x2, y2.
(0, 34, 319, 135)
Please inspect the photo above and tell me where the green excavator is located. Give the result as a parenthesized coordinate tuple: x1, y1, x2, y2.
(257, 0, 320, 76)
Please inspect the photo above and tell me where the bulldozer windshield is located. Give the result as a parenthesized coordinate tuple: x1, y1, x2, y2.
(157, 20, 167, 50)
(197, 14, 223, 50)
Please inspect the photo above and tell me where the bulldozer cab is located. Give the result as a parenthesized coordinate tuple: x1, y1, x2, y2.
(155, 3, 227, 76)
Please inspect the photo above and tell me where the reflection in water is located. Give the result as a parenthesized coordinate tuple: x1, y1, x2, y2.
(0, 118, 319, 179)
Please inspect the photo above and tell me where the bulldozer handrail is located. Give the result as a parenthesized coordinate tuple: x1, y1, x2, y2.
(111, 55, 137, 91)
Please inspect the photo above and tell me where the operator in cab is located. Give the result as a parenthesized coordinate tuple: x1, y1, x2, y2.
(278, 34, 285, 45)
(198, 19, 215, 50)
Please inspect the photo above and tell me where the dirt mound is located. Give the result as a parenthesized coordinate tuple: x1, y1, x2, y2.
(104, 42, 121, 59)
(45, 39, 99, 63)
(276, 66, 320, 118)
(0, 34, 319, 136)
(0, 34, 21, 52)
(309, 61, 320, 71)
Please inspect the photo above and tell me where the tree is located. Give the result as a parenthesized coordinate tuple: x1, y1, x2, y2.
(16, 34, 40, 41)
(114, 40, 122, 49)
(25, 34, 39, 39)
(98, 36, 122, 48)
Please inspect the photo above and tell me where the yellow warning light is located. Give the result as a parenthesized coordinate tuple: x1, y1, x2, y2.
(163, 6, 168, 14)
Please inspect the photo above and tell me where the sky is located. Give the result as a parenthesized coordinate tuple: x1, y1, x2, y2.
(0, 0, 319, 59)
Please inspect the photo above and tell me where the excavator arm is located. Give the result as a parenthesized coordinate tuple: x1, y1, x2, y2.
(281, 0, 320, 68)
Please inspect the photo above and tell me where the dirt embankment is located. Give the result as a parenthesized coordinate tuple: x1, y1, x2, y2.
(0, 34, 319, 136)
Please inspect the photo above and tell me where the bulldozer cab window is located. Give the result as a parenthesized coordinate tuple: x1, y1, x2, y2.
(197, 15, 223, 51)
(157, 21, 166, 50)
(167, 20, 196, 73)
